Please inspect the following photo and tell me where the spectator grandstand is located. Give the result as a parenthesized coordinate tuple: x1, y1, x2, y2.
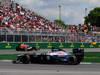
(0, 0, 99, 43)
(0, 1, 65, 32)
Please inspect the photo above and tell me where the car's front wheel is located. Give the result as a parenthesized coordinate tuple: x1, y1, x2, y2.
(20, 55, 30, 64)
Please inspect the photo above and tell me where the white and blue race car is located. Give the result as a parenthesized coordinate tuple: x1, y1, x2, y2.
(13, 48, 84, 65)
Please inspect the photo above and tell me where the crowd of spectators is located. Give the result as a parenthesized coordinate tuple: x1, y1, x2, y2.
(0, 2, 65, 32)
(67, 24, 96, 33)
(66, 24, 98, 42)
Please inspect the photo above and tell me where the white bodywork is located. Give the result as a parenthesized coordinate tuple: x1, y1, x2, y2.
(47, 51, 69, 56)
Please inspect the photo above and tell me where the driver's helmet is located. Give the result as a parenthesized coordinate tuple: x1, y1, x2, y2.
(20, 44, 28, 49)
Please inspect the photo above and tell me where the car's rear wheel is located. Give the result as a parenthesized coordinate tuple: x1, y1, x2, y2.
(67, 57, 75, 65)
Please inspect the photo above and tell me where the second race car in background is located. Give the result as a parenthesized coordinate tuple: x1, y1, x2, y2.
(16, 43, 38, 51)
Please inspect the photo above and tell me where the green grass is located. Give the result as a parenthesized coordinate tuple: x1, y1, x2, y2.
(0, 54, 17, 60)
(82, 52, 100, 62)
(0, 52, 100, 62)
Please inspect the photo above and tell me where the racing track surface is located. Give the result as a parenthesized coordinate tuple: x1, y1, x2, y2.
(0, 62, 100, 75)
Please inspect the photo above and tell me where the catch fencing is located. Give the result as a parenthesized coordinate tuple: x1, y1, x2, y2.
(0, 29, 100, 49)
(0, 29, 100, 43)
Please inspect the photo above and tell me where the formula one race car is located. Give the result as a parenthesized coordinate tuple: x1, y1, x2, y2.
(16, 43, 38, 51)
(13, 48, 84, 65)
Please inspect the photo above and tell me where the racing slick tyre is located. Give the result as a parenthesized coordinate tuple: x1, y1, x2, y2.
(16, 47, 25, 51)
(16, 47, 20, 51)
(67, 56, 76, 65)
(73, 61, 81, 65)
(20, 55, 30, 64)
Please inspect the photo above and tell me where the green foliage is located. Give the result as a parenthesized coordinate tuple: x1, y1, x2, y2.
(0, 54, 17, 60)
(54, 19, 66, 27)
(84, 7, 100, 27)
